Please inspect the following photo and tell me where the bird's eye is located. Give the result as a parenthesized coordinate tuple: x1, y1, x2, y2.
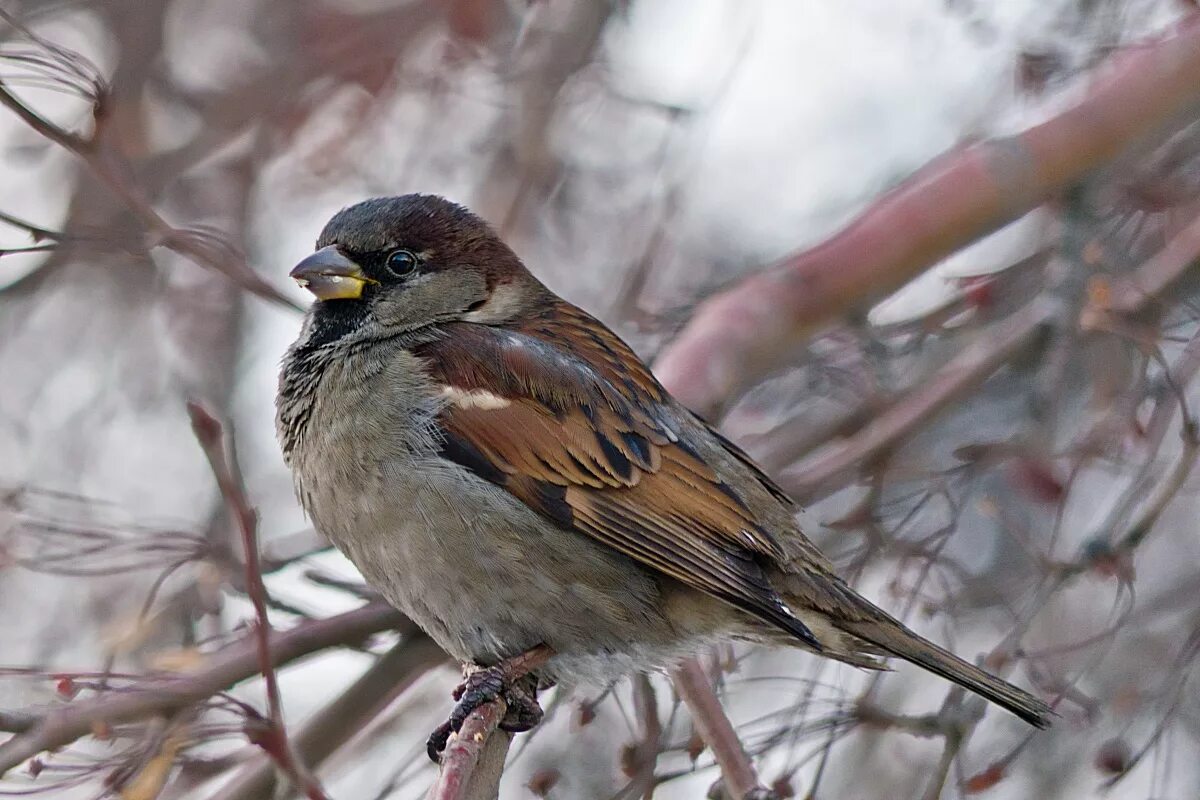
(385, 249, 419, 278)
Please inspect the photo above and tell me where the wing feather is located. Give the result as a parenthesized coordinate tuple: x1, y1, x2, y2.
(414, 308, 818, 648)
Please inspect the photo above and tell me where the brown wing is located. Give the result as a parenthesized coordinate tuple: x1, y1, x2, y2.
(415, 307, 818, 648)
(523, 302, 798, 508)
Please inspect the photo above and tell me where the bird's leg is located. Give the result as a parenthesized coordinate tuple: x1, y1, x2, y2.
(426, 644, 553, 762)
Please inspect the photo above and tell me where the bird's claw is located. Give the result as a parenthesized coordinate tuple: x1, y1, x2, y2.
(497, 676, 543, 732)
(426, 666, 544, 762)
(426, 721, 454, 763)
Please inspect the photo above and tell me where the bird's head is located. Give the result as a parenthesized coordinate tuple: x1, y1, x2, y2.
(290, 194, 540, 342)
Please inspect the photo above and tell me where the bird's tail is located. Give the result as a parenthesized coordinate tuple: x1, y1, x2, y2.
(837, 615, 1053, 728)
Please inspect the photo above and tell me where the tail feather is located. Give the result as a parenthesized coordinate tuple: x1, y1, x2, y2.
(839, 618, 1053, 728)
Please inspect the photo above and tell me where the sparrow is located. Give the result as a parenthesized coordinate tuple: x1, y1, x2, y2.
(277, 194, 1052, 759)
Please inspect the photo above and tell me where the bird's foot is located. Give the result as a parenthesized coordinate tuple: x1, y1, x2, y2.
(495, 673, 543, 732)
(426, 645, 552, 762)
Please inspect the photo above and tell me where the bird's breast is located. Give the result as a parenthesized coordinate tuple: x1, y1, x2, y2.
(275, 336, 738, 677)
(278, 339, 442, 531)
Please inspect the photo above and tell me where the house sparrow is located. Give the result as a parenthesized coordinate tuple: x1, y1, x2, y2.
(277, 194, 1051, 758)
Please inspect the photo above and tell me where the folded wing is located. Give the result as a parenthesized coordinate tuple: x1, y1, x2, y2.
(414, 307, 818, 648)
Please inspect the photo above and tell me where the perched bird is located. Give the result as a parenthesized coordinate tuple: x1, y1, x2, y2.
(277, 194, 1051, 758)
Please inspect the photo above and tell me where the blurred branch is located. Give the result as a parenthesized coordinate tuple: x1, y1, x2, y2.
(0, 209, 62, 242)
(1082, 206, 1200, 324)
(1061, 375, 1200, 580)
(0, 711, 37, 735)
(0, 243, 55, 257)
(624, 674, 662, 800)
(1115, 418, 1198, 552)
(187, 403, 327, 799)
(0, 80, 299, 310)
(0, 600, 408, 776)
(477, 0, 612, 232)
(302, 568, 379, 601)
(779, 192, 1200, 500)
(781, 298, 1058, 501)
(654, 14, 1200, 416)
(671, 659, 777, 800)
(213, 635, 447, 800)
(258, 529, 330, 575)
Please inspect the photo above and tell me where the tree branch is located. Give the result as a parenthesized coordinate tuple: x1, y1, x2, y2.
(187, 403, 327, 799)
(212, 635, 447, 800)
(0, 80, 300, 310)
(427, 645, 554, 800)
(654, 14, 1200, 416)
(625, 673, 662, 800)
(0, 209, 63, 242)
(0, 601, 408, 776)
(426, 700, 512, 800)
(671, 659, 777, 800)
(1082, 206, 1200, 325)
(780, 298, 1058, 501)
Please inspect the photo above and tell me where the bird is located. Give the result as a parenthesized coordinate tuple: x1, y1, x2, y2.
(276, 194, 1052, 759)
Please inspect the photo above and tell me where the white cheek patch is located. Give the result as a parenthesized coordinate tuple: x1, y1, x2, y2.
(440, 385, 512, 410)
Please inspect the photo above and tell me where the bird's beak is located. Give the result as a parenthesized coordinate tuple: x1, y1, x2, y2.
(290, 246, 374, 301)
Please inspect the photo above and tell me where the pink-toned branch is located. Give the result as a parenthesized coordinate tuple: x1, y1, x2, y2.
(654, 14, 1200, 417)
(782, 201, 1200, 502)
(214, 635, 447, 800)
(671, 659, 776, 800)
(0, 601, 407, 775)
(427, 645, 554, 800)
(426, 701, 513, 800)
(625, 673, 663, 799)
(188, 403, 326, 798)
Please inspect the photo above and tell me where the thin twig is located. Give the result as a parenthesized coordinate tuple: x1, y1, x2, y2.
(781, 299, 1058, 501)
(213, 635, 447, 800)
(0, 209, 62, 242)
(671, 658, 777, 800)
(783, 194, 1200, 502)
(187, 403, 328, 800)
(0, 80, 299, 310)
(0, 601, 407, 776)
(1082, 207, 1200, 325)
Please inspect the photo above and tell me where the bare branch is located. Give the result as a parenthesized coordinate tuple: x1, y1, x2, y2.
(0, 601, 408, 776)
(671, 659, 777, 800)
(187, 402, 328, 799)
(427, 645, 554, 800)
(426, 700, 511, 800)
(655, 14, 1200, 416)
(0, 209, 62, 242)
(1083, 206, 1200, 324)
(0, 80, 300, 310)
(213, 635, 447, 800)
(624, 674, 662, 800)
(781, 298, 1058, 501)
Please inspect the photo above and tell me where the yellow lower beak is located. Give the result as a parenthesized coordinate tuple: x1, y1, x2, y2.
(290, 246, 373, 301)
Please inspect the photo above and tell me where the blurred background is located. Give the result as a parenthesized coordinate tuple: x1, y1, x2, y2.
(1, 0, 1199, 798)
